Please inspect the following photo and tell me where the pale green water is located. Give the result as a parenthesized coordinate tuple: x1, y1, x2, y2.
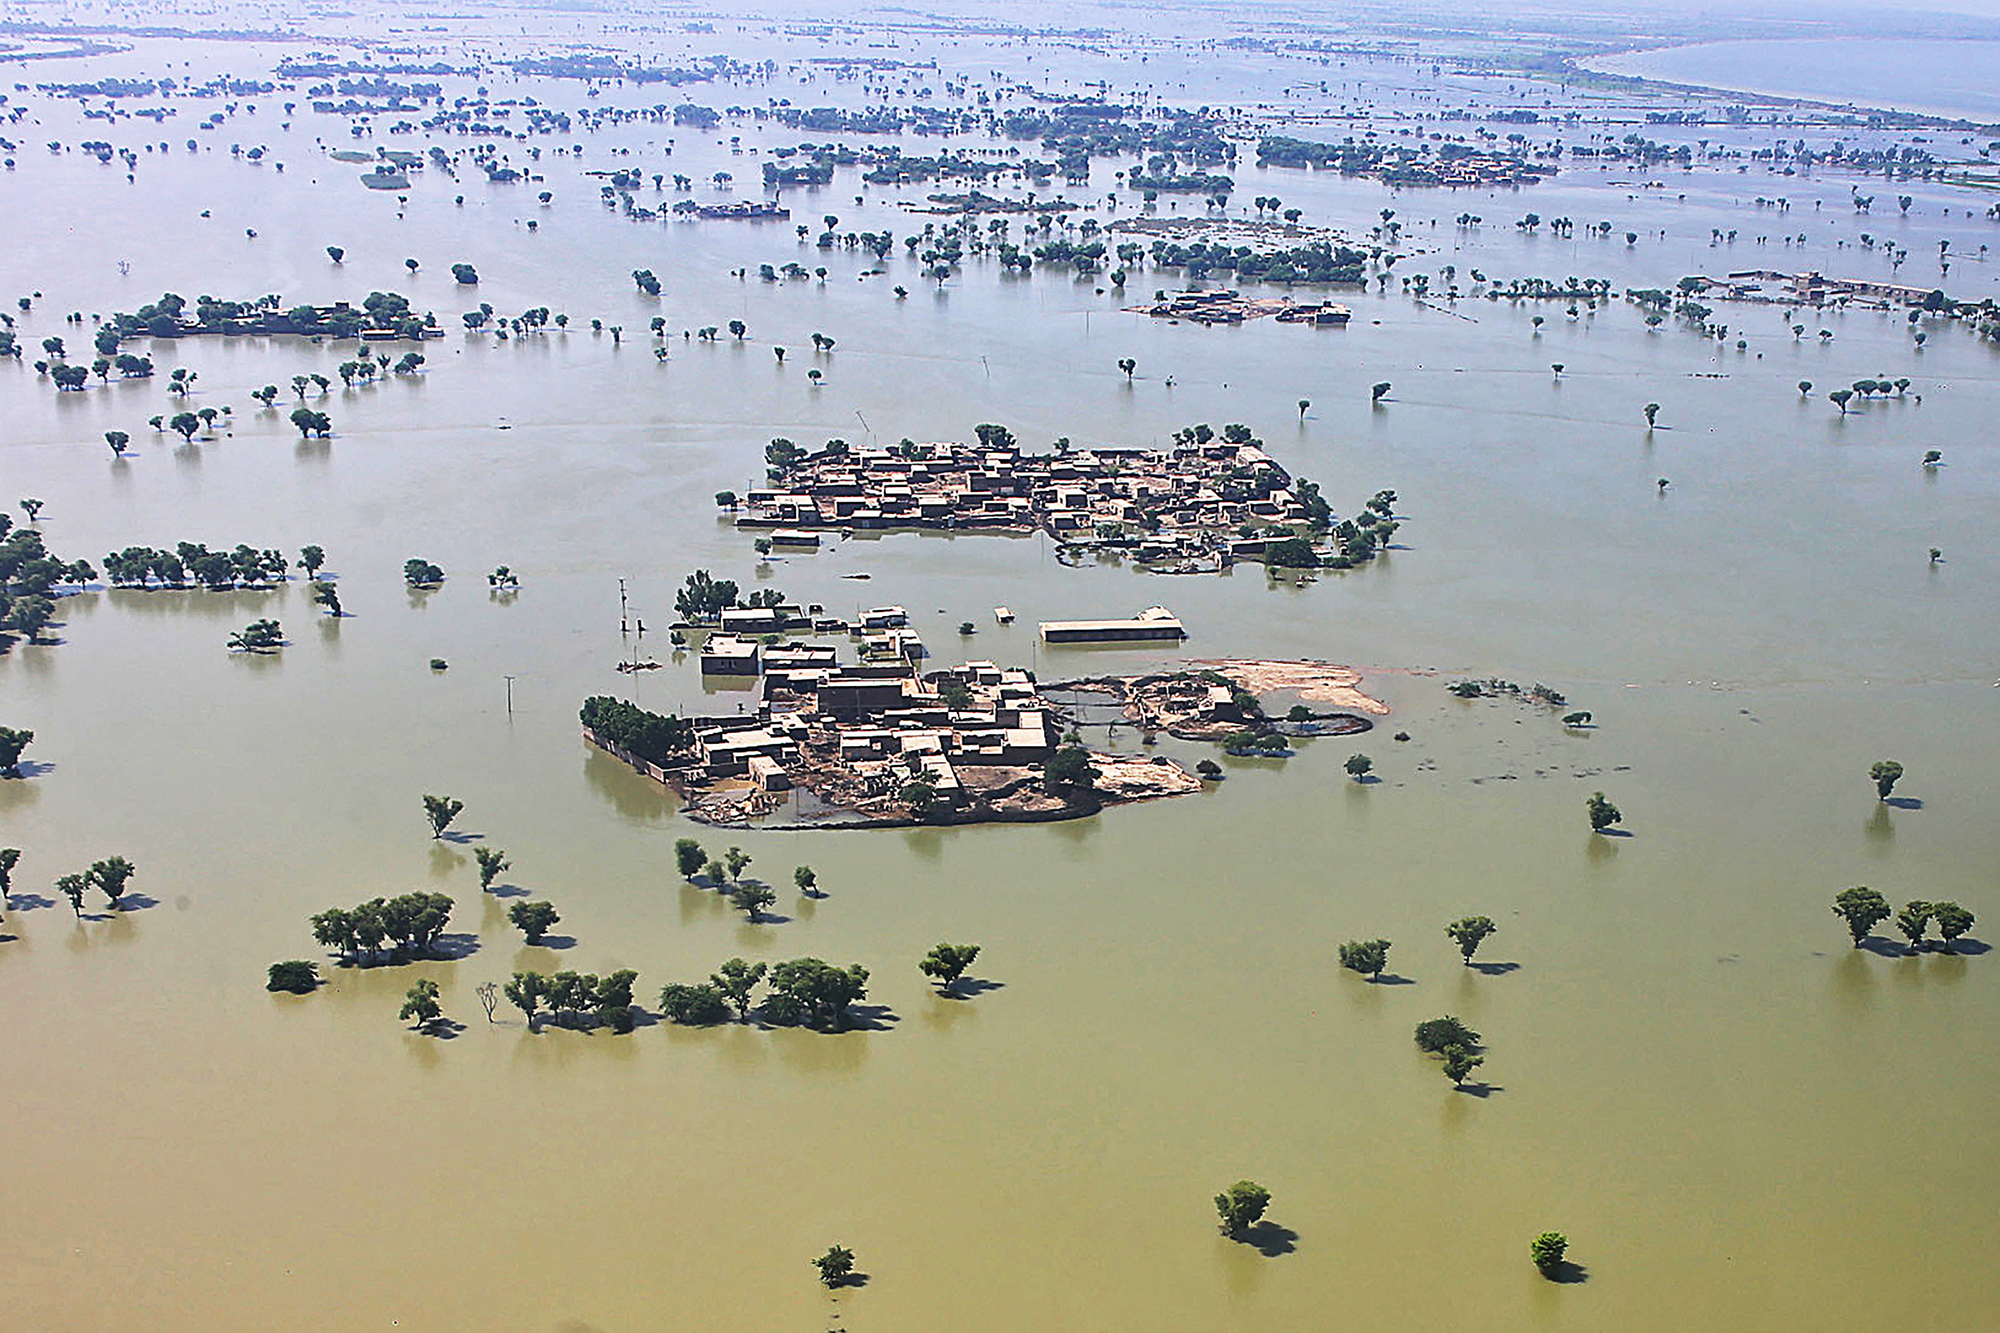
(1, 11, 1997, 1332)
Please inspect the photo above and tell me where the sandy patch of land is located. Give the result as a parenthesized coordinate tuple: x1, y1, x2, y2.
(1186, 659, 1389, 714)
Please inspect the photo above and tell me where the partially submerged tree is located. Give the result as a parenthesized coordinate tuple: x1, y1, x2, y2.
(919, 942, 982, 993)
(423, 794, 464, 839)
(1530, 1232, 1568, 1278)
(1338, 938, 1391, 982)
(711, 958, 767, 1019)
(1895, 900, 1933, 953)
(1445, 916, 1497, 964)
(675, 838, 706, 881)
(475, 847, 509, 892)
(267, 960, 319, 993)
(1585, 791, 1622, 832)
(0, 727, 33, 778)
(812, 1245, 856, 1288)
(1344, 753, 1373, 782)
(1869, 760, 1904, 800)
(729, 880, 776, 922)
(508, 900, 560, 943)
(1832, 886, 1892, 947)
(1214, 1181, 1271, 1238)
(398, 978, 445, 1031)
(87, 855, 136, 908)
(1932, 902, 1975, 952)
(1441, 1044, 1483, 1087)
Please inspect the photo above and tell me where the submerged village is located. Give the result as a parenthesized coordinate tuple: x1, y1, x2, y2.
(586, 424, 1394, 826)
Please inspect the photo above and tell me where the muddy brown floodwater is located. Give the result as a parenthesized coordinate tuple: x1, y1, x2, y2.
(1, 9, 1997, 1332)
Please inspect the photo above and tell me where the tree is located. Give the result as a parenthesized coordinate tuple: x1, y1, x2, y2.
(452, 263, 478, 284)
(170, 411, 201, 442)
(1044, 744, 1096, 790)
(423, 794, 464, 839)
(505, 971, 548, 1030)
(105, 430, 130, 458)
(1441, 1043, 1482, 1086)
(399, 978, 444, 1031)
(1445, 917, 1497, 964)
(1895, 900, 1933, 953)
(1932, 902, 1975, 952)
(508, 900, 560, 943)
(675, 838, 706, 881)
(20, 498, 43, 523)
(711, 957, 767, 1019)
(326, 246, 344, 262)
(475, 847, 509, 891)
(87, 856, 136, 908)
(1530, 1232, 1568, 1277)
(1643, 402, 1660, 427)
(794, 865, 818, 897)
(1338, 938, 1391, 981)
(1214, 1181, 1271, 1238)
(312, 583, 342, 617)
(1344, 753, 1373, 782)
(813, 1245, 856, 1288)
(723, 846, 751, 882)
(298, 545, 325, 579)
(730, 880, 776, 922)
(920, 942, 981, 993)
(1371, 381, 1391, 402)
(1585, 791, 1622, 832)
(0, 847, 20, 901)
(705, 859, 726, 884)
(659, 981, 731, 1025)
(1798, 380, 1813, 396)
(289, 407, 332, 439)
(1118, 357, 1136, 380)
(267, 961, 319, 993)
(1830, 389, 1853, 414)
(1832, 886, 1892, 947)
(1265, 536, 1318, 569)
(0, 727, 33, 777)
(58, 873, 88, 917)
(728, 319, 746, 340)
(1415, 1016, 1480, 1053)
(1869, 760, 1904, 800)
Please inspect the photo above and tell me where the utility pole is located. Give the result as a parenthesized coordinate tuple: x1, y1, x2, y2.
(618, 577, 628, 634)
(504, 674, 515, 717)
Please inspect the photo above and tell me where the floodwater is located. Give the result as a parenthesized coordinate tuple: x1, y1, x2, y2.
(2, 12, 1997, 1333)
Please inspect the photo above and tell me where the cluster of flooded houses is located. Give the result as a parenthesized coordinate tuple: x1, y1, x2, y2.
(1140, 289, 1353, 325)
(732, 436, 1317, 569)
(601, 629, 1062, 813)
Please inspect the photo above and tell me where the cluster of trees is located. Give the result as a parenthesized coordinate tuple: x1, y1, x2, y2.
(309, 892, 455, 964)
(1341, 915, 1501, 982)
(1832, 887, 1975, 953)
(404, 558, 444, 587)
(581, 696, 695, 765)
(672, 569, 739, 622)
(2, 515, 94, 648)
(504, 969, 639, 1032)
(227, 618, 283, 652)
(101, 541, 295, 590)
(1415, 1015, 1485, 1087)
(659, 956, 871, 1030)
(54, 856, 137, 915)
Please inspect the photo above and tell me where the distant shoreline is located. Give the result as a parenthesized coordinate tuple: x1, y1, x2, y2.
(1570, 36, 2000, 133)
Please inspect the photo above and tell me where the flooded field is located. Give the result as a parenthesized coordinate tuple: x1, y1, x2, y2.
(2, 6, 1997, 1330)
